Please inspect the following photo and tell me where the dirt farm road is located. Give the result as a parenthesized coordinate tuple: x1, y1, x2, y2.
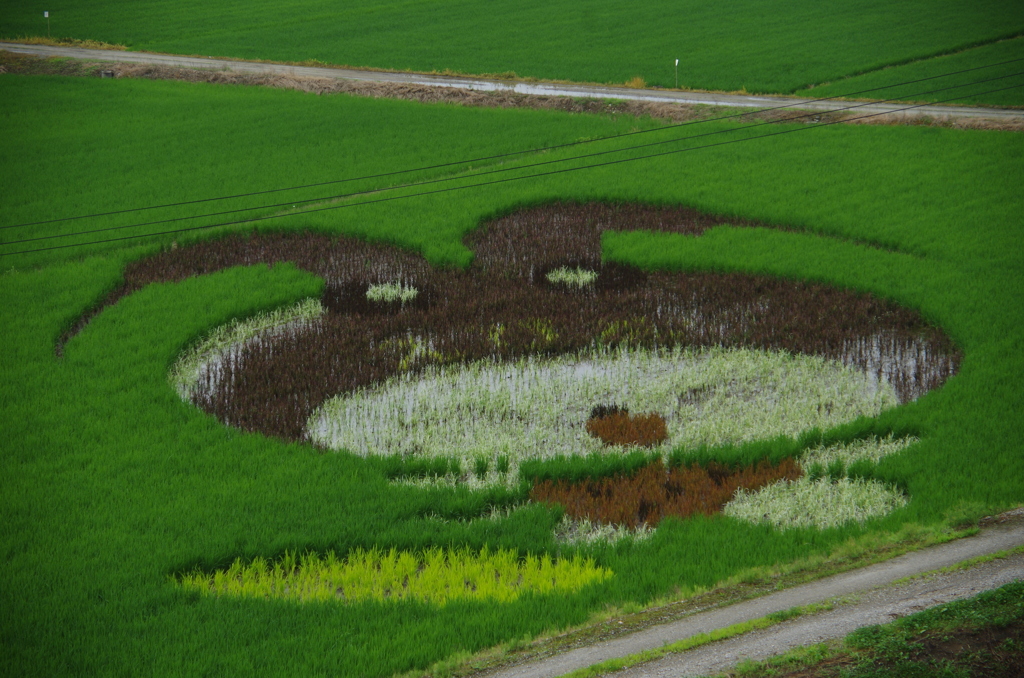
(477, 514, 1024, 678)
(3, 42, 1023, 122)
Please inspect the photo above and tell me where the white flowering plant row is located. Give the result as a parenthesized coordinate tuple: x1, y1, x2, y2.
(169, 297, 324, 401)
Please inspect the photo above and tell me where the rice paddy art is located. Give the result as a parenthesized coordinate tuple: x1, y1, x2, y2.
(86, 202, 959, 537)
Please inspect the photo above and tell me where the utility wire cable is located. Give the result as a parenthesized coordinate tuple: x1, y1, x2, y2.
(3, 55, 1023, 232)
(4, 82, 1019, 259)
(4, 70, 1021, 247)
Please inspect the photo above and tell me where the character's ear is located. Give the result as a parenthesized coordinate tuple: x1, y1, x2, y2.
(466, 203, 604, 278)
(465, 202, 737, 279)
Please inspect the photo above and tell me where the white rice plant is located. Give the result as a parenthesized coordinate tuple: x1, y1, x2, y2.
(545, 266, 598, 288)
(799, 434, 916, 468)
(553, 515, 655, 545)
(724, 476, 909, 530)
(723, 435, 917, 530)
(307, 346, 898, 483)
(169, 298, 324, 401)
(366, 281, 418, 304)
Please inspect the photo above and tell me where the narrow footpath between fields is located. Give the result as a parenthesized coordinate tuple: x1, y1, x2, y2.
(475, 511, 1024, 678)
(2, 42, 1022, 123)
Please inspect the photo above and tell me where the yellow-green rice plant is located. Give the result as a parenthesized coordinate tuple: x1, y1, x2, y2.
(177, 547, 611, 605)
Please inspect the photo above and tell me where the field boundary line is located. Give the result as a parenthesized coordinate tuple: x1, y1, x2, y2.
(3, 41, 1022, 121)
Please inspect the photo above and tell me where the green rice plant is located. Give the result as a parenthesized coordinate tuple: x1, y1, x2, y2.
(545, 266, 598, 289)
(178, 546, 611, 605)
(2, 73, 1022, 678)
(796, 35, 1024, 107)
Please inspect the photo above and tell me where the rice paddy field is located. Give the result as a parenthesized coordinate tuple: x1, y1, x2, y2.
(2, 0, 1024, 99)
(795, 35, 1024, 107)
(1, 49, 1023, 678)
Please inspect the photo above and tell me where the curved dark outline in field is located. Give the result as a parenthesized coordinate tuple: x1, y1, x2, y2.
(65, 202, 960, 448)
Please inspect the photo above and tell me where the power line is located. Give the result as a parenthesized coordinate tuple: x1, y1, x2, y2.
(4, 82, 1018, 258)
(3, 55, 1023, 232)
(5, 70, 1021, 248)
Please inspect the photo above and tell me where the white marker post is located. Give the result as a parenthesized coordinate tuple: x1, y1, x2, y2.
(675, 58, 679, 89)
(44, 11, 50, 38)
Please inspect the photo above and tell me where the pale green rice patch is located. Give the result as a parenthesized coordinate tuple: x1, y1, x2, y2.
(723, 435, 916, 530)
(724, 476, 909, 530)
(553, 515, 655, 545)
(394, 463, 523, 491)
(307, 346, 898, 482)
(545, 266, 598, 288)
(169, 297, 324, 401)
(366, 280, 418, 304)
(800, 434, 917, 468)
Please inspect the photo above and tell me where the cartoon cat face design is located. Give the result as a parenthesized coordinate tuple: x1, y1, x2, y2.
(150, 203, 958, 512)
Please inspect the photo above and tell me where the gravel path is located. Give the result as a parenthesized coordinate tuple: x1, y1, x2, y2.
(478, 515, 1024, 678)
(3, 42, 1022, 122)
(613, 552, 1024, 677)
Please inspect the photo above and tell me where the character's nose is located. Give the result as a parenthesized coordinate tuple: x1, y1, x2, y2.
(585, 405, 667, 447)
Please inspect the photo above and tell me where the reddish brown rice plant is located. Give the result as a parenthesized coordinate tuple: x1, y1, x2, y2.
(586, 408, 668, 447)
(530, 458, 803, 529)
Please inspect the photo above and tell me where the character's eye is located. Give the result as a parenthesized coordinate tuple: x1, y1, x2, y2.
(322, 279, 431, 315)
(544, 266, 598, 289)
(365, 281, 419, 304)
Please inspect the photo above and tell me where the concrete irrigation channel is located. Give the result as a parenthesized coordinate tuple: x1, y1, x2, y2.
(3, 41, 1023, 123)
(475, 511, 1024, 678)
